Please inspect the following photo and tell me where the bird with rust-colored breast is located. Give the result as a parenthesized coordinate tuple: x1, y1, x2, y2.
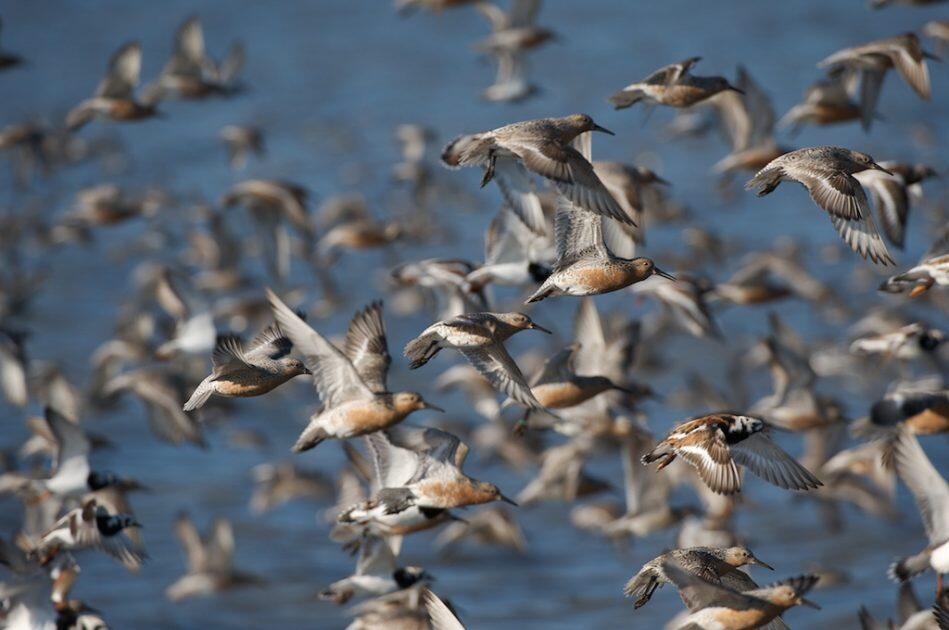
(183, 317, 311, 411)
(66, 42, 160, 132)
(267, 290, 443, 452)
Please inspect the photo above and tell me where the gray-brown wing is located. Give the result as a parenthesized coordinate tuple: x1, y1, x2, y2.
(246, 323, 293, 361)
(386, 425, 466, 467)
(730, 432, 823, 491)
(553, 196, 606, 267)
(829, 213, 895, 266)
(493, 158, 547, 236)
(884, 37, 931, 99)
(793, 167, 868, 221)
(460, 345, 543, 410)
(891, 430, 949, 543)
(344, 301, 391, 393)
(531, 344, 576, 386)
(267, 289, 373, 406)
(175, 512, 208, 573)
(95, 42, 141, 99)
(643, 57, 702, 85)
(513, 141, 630, 226)
(662, 560, 763, 612)
(366, 432, 425, 488)
(737, 65, 775, 146)
(166, 16, 206, 78)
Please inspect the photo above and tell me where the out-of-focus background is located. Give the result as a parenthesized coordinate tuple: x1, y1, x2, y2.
(0, 1, 946, 628)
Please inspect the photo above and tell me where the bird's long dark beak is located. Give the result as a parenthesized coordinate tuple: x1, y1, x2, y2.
(800, 597, 821, 610)
(592, 123, 615, 136)
(872, 162, 894, 175)
(728, 85, 745, 94)
(423, 402, 445, 412)
(655, 268, 676, 281)
(131, 521, 143, 528)
(500, 494, 518, 506)
(529, 323, 552, 334)
(654, 175, 671, 186)
(752, 557, 774, 571)
(922, 50, 940, 61)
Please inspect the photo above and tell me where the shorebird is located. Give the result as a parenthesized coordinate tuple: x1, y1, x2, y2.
(49, 556, 109, 629)
(335, 432, 456, 547)
(625, 546, 774, 610)
(183, 319, 311, 411)
(818, 33, 937, 129)
(710, 66, 790, 176)
(778, 73, 864, 132)
(221, 179, 314, 281)
(61, 184, 164, 229)
(745, 146, 897, 265)
(661, 560, 819, 629)
(642, 413, 823, 495)
(27, 407, 140, 502)
(474, 0, 552, 103)
(249, 462, 332, 514)
(104, 369, 207, 448)
(32, 498, 145, 570)
(345, 426, 516, 516)
(151, 267, 216, 360)
(525, 193, 672, 301)
(880, 225, 949, 296)
(320, 535, 431, 605)
(524, 132, 673, 302)
(630, 273, 721, 339)
(474, 0, 555, 55)
(391, 258, 488, 319)
(0, 18, 23, 71)
(143, 15, 244, 101)
(166, 513, 262, 601)
(220, 125, 265, 170)
(887, 430, 949, 599)
(403, 311, 551, 410)
(441, 114, 632, 230)
(482, 50, 538, 103)
(506, 343, 636, 423)
(849, 322, 944, 362)
(517, 436, 611, 505)
(609, 57, 742, 110)
(267, 290, 442, 451)
(66, 42, 159, 132)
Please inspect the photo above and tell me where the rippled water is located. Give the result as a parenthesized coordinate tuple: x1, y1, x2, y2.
(0, 1, 947, 628)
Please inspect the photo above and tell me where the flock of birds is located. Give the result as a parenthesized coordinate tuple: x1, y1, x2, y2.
(0, 1, 948, 628)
